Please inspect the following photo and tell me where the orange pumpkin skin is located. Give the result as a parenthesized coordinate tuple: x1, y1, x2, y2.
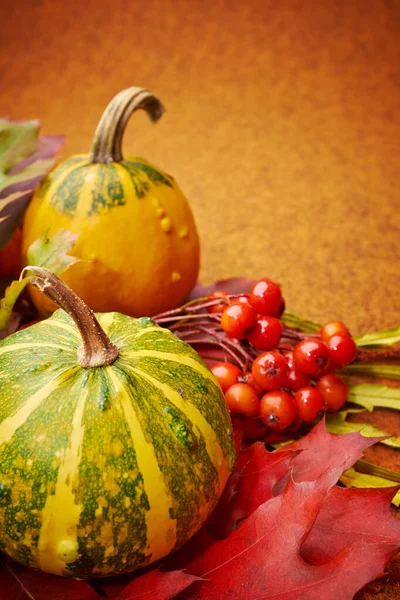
(21, 156, 200, 318)
(21, 87, 200, 318)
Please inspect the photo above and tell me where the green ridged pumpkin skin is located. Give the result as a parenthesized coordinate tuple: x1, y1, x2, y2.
(0, 310, 235, 579)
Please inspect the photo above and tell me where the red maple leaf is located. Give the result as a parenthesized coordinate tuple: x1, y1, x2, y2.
(173, 472, 399, 599)
(207, 418, 384, 541)
(283, 417, 387, 483)
(114, 568, 202, 600)
(207, 443, 296, 539)
(0, 557, 99, 600)
(121, 422, 399, 600)
(1, 422, 399, 600)
(301, 485, 400, 565)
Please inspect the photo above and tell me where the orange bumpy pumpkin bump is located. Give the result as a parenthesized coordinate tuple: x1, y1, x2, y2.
(21, 87, 200, 317)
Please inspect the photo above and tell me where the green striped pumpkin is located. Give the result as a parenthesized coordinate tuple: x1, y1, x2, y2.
(0, 268, 236, 579)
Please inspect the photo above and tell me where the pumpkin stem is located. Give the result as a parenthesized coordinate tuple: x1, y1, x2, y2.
(89, 86, 165, 164)
(23, 267, 119, 368)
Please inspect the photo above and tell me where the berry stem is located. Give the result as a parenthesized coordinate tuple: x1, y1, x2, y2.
(196, 325, 252, 369)
(155, 290, 400, 378)
(281, 327, 315, 341)
(155, 313, 220, 324)
(153, 292, 318, 372)
(153, 294, 246, 319)
(355, 348, 400, 362)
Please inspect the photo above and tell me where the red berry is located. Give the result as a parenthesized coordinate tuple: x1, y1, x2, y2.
(260, 390, 297, 431)
(320, 320, 350, 342)
(247, 316, 283, 350)
(249, 279, 283, 316)
(282, 349, 297, 366)
(287, 414, 303, 433)
(326, 334, 358, 368)
(242, 416, 267, 440)
(314, 355, 336, 379)
(238, 371, 265, 398)
(283, 348, 311, 391)
(286, 368, 311, 392)
(317, 374, 349, 412)
(270, 297, 286, 318)
(294, 386, 326, 422)
(252, 351, 289, 391)
(211, 362, 242, 392)
(221, 302, 257, 339)
(293, 339, 330, 377)
(225, 383, 260, 416)
(207, 291, 229, 314)
(235, 295, 252, 306)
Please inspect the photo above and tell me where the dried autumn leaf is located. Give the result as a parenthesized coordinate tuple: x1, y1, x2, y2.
(0, 118, 64, 249)
(0, 557, 99, 600)
(0, 557, 24, 600)
(209, 419, 385, 541)
(280, 417, 385, 483)
(0, 422, 398, 599)
(149, 421, 398, 600)
(178, 472, 397, 600)
(0, 229, 79, 330)
(340, 469, 400, 507)
(301, 485, 400, 564)
(115, 568, 202, 600)
(207, 443, 296, 539)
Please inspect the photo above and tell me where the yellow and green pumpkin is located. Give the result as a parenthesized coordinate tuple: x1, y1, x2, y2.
(21, 87, 200, 318)
(0, 268, 235, 578)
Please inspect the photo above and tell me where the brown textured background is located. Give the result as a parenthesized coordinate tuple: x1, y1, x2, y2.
(1, 0, 400, 596)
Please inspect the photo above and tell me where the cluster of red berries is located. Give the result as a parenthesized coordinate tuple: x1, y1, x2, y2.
(209, 278, 358, 436)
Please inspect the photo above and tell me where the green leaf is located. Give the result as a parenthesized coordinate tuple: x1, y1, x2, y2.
(342, 363, 400, 380)
(0, 229, 79, 331)
(355, 326, 400, 347)
(27, 229, 79, 273)
(0, 278, 30, 331)
(2, 158, 55, 190)
(340, 468, 400, 506)
(326, 412, 400, 448)
(348, 383, 400, 411)
(281, 311, 320, 333)
(0, 119, 64, 249)
(355, 458, 400, 484)
(0, 118, 39, 176)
